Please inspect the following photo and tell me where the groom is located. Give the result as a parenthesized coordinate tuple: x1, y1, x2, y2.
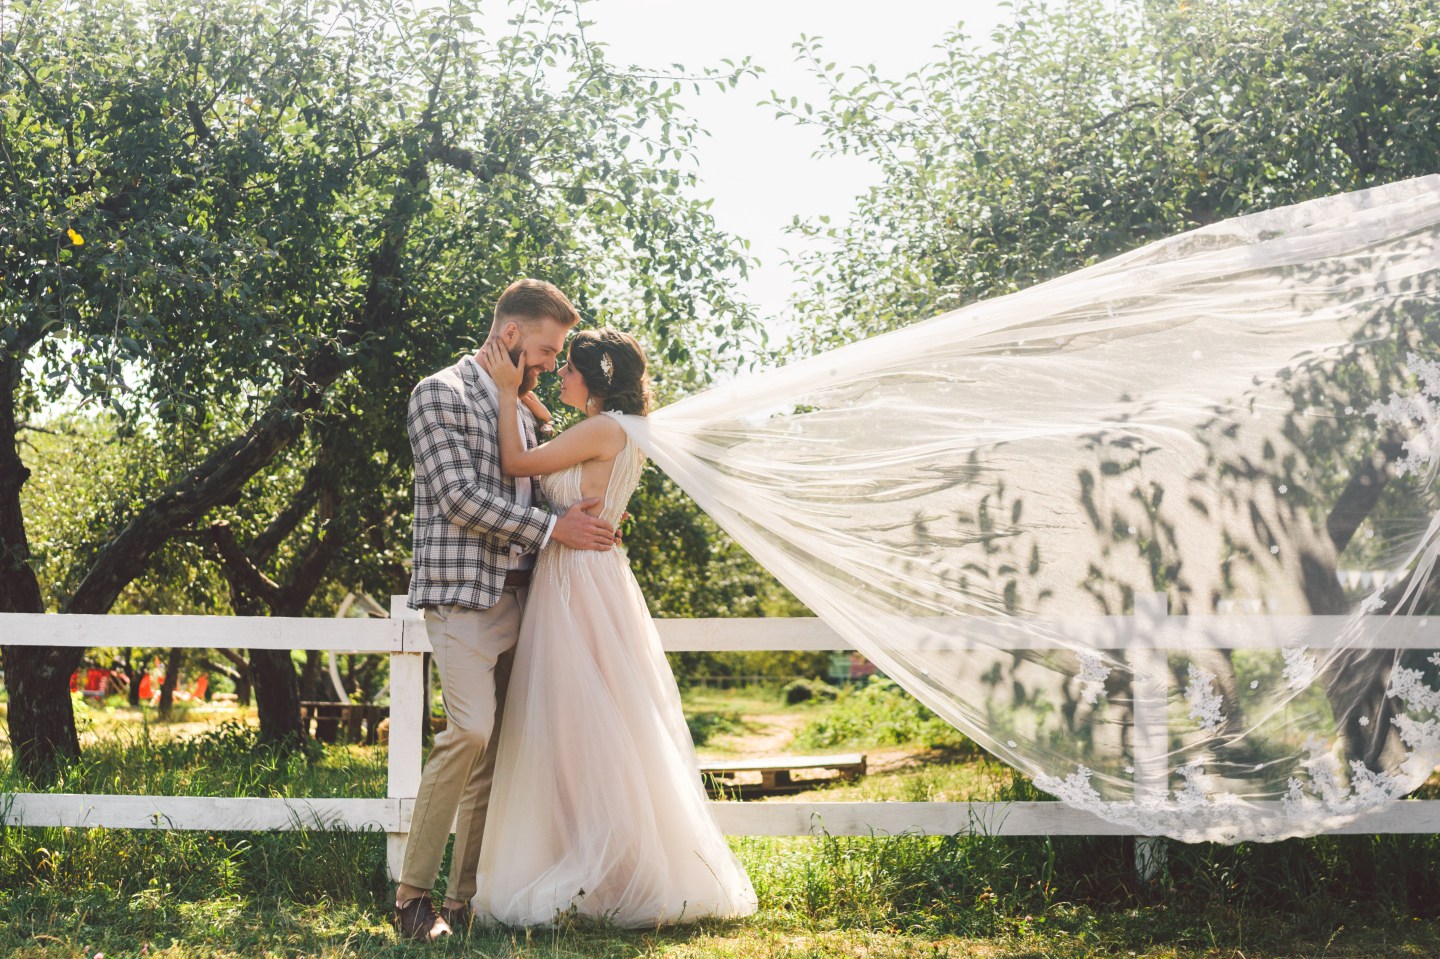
(394, 278, 617, 941)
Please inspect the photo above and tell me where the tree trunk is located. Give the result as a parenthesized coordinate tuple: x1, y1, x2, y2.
(216, 649, 253, 705)
(121, 648, 142, 707)
(1314, 436, 1408, 770)
(209, 456, 350, 750)
(158, 646, 187, 719)
(0, 647, 85, 783)
(2, 118, 440, 775)
(249, 648, 305, 748)
(298, 648, 327, 702)
(0, 352, 83, 783)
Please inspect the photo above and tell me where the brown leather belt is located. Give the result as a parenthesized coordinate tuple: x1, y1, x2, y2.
(503, 568, 533, 589)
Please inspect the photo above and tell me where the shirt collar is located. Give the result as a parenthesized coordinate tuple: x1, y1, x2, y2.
(468, 354, 499, 405)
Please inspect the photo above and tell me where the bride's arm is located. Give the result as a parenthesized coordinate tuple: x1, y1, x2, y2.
(520, 390, 552, 426)
(497, 404, 624, 477)
(483, 341, 625, 477)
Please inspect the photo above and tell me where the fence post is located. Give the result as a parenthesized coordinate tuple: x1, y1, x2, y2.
(1131, 591, 1170, 883)
(386, 596, 425, 881)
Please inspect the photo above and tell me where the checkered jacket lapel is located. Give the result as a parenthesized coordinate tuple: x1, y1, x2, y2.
(406, 358, 554, 610)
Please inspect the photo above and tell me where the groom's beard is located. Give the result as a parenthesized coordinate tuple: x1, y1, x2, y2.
(511, 346, 541, 394)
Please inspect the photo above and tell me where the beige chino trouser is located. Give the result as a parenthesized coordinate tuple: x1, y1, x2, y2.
(399, 588, 525, 903)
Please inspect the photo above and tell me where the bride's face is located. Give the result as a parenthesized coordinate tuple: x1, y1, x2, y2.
(557, 359, 591, 412)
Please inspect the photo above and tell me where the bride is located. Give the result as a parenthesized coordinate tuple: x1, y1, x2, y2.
(469, 328, 758, 928)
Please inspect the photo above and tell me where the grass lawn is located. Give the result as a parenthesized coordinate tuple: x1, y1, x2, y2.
(3, 684, 1439, 958)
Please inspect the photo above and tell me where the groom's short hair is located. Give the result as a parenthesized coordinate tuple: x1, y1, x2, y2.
(492, 278, 580, 332)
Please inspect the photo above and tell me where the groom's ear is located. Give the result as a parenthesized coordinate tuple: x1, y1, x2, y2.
(496, 320, 519, 346)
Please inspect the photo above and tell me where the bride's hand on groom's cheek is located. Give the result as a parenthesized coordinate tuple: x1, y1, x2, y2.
(481, 341, 522, 391)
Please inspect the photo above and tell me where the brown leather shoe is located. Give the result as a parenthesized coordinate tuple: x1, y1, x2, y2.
(394, 895, 451, 942)
(439, 902, 472, 934)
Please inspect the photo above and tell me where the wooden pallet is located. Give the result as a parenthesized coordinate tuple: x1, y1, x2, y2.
(300, 701, 389, 745)
(699, 753, 867, 798)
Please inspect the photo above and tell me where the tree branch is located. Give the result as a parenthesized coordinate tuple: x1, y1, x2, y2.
(279, 481, 344, 616)
(208, 520, 285, 609)
(1326, 432, 1405, 554)
(63, 140, 432, 616)
(250, 464, 325, 563)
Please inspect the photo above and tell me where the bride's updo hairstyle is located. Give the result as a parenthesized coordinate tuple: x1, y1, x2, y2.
(567, 327, 653, 416)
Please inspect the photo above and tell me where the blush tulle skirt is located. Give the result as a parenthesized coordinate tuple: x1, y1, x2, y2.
(471, 545, 758, 928)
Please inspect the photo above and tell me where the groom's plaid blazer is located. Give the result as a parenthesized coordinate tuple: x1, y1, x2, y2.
(407, 357, 554, 611)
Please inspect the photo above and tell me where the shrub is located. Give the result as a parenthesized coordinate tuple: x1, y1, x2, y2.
(793, 679, 973, 751)
(780, 676, 841, 705)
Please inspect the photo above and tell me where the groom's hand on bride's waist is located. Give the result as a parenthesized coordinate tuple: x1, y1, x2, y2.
(550, 498, 616, 551)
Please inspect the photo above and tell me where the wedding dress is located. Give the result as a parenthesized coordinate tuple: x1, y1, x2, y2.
(472, 413, 758, 927)
(612, 176, 1440, 843)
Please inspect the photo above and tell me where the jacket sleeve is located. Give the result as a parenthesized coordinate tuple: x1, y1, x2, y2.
(408, 378, 555, 552)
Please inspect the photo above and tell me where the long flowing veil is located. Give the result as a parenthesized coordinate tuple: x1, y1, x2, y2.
(616, 175, 1440, 842)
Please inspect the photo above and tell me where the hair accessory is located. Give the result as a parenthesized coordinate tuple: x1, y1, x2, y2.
(599, 351, 614, 386)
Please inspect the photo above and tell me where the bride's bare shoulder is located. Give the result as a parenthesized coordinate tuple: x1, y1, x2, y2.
(566, 412, 627, 455)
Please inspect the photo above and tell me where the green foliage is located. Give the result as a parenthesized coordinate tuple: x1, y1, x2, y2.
(14, 718, 382, 800)
(777, 0, 1440, 353)
(780, 676, 840, 705)
(625, 466, 797, 619)
(683, 705, 746, 747)
(22, 413, 230, 613)
(2, 0, 764, 620)
(792, 678, 973, 751)
(0, 721, 389, 907)
(0, 0, 789, 767)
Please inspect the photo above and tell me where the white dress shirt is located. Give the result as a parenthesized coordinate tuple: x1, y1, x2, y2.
(472, 358, 549, 569)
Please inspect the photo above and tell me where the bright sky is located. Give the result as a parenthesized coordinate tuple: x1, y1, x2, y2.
(490, 0, 1016, 323)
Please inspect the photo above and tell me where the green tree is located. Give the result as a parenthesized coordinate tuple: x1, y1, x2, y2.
(776, 0, 1440, 350)
(773, 0, 1440, 603)
(774, 0, 1440, 765)
(1, 0, 759, 778)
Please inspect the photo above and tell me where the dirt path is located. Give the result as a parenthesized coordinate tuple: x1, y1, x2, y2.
(696, 711, 936, 770)
(696, 710, 809, 760)
(76, 705, 255, 748)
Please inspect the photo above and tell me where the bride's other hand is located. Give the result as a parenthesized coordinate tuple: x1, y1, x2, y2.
(482, 340, 523, 393)
(550, 498, 616, 551)
(520, 390, 553, 425)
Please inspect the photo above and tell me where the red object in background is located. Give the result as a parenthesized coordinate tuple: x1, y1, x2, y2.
(848, 653, 877, 680)
(70, 669, 107, 692)
(70, 668, 208, 705)
(70, 668, 118, 699)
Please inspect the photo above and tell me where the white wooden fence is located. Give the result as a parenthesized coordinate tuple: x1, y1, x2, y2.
(3, 596, 1440, 882)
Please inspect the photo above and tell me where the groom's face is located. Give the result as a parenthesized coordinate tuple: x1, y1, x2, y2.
(500, 316, 570, 393)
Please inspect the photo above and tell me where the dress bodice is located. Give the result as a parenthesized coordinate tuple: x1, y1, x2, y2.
(538, 412, 646, 531)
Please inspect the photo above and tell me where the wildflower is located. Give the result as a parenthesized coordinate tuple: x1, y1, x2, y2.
(67, 228, 85, 246)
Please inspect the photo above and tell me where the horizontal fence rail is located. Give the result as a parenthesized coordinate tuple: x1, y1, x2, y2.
(3, 596, 1439, 882)
(11, 610, 1438, 651)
